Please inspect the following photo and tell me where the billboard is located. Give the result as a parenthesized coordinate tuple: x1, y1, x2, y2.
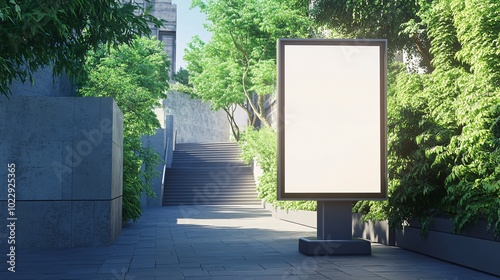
(277, 39, 387, 200)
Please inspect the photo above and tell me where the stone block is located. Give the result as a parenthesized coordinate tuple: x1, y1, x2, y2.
(141, 128, 168, 208)
(4, 97, 75, 142)
(15, 201, 72, 248)
(9, 66, 75, 97)
(71, 201, 95, 247)
(13, 165, 63, 200)
(71, 140, 113, 200)
(0, 141, 65, 200)
(93, 200, 113, 245)
(110, 98, 124, 148)
(60, 140, 74, 200)
(111, 141, 123, 199)
(0, 96, 123, 248)
(74, 97, 106, 141)
(110, 197, 123, 242)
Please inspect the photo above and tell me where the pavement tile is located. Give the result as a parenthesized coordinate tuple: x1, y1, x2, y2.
(1, 205, 498, 280)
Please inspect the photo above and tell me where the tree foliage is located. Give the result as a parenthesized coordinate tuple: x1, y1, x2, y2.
(240, 127, 315, 211)
(0, 0, 163, 96)
(354, 0, 500, 238)
(184, 0, 311, 139)
(173, 67, 190, 86)
(79, 37, 170, 222)
(312, 0, 433, 71)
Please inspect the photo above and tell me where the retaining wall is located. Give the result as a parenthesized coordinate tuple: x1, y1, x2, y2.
(0, 96, 123, 248)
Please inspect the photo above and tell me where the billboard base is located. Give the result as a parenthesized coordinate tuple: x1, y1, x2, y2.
(298, 237, 371, 255)
(298, 200, 371, 255)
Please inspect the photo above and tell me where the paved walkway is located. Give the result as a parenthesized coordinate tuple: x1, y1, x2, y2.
(1, 205, 497, 280)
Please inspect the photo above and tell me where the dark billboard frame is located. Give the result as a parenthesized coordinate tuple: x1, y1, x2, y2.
(277, 39, 387, 200)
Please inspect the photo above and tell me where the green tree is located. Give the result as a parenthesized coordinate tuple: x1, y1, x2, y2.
(184, 0, 311, 139)
(0, 0, 163, 97)
(312, 0, 433, 71)
(173, 67, 190, 86)
(353, 0, 500, 237)
(79, 36, 170, 222)
(240, 127, 316, 211)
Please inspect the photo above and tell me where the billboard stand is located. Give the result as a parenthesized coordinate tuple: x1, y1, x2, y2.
(277, 38, 388, 257)
(298, 201, 371, 255)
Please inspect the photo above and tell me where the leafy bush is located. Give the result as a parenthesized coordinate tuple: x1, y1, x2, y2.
(355, 0, 500, 238)
(79, 37, 170, 222)
(239, 127, 316, 211)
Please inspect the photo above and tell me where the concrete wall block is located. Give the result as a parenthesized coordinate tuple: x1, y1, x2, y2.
(0, 99, 6, 136)
(0, 96, 123, 248)
(71, 201, 95, 247)
(110, 98, 124, 149)
(110, 197, 122, 241)
(111, 142, 123, 199)
(74, 97, 103, 142)
(14, 166, 63, 200)
(9, 66, 75, 97)
(5, 97, 75, 141)
(71, 140, 113, 200)
(5, 201, 73, 248)
(141, 128, 166, 207)
(93, 200, 113, 246)
(59, 140, 74, 200)
(0, 141, 64, 200)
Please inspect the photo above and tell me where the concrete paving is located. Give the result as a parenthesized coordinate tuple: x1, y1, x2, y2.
(0, 205, 497, 280)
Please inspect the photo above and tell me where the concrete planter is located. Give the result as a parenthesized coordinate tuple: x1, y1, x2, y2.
(263, 203, 499, 276)
(263, 202, 316, 228)
(352, 213, 395, 246)
(396, 218, 500, 277)
(263, 203, 394, 246)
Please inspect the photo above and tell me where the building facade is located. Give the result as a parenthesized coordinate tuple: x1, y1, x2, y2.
(136, 0, 177, 78)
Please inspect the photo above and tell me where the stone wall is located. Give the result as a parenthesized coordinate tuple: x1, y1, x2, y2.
(9, 66, 75, 97)
(0, 97, 123, 248)
(140, 115, 174, 208)
(163, 91, 230, 143)
(263, 94, 278, 130)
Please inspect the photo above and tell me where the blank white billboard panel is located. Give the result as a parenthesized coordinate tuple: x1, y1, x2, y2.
(277, 39, 387, 200)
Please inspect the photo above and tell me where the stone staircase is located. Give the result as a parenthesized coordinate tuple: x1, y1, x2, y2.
(162, 142, 260, 206)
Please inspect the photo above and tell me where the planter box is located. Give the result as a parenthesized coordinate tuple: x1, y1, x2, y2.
(262, 203, 394, 246)
(396, 218, 500, 277)
(352, 213, 395, 246)
(262, 200, 498, 276)
(263, 202, 316, 228)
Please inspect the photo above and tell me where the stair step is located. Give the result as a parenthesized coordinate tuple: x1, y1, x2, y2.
(163, 142, 259, 206)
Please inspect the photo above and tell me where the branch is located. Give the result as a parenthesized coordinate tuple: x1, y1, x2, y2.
(228, 29, 249, 62)
(412, 33, 434, 73)
(241, 66, 273, 129)
(223, 105, 240, 141)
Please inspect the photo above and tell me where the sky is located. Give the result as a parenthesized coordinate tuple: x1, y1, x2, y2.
(172, 0, 212, 72)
